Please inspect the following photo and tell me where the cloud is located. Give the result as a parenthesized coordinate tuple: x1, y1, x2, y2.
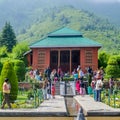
(91, 0, 120, 3)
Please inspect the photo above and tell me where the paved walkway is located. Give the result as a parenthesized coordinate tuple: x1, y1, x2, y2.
(74, 95, 120, 116)
(37, 95, 67, 116)
(0, 95, 120, 117)
(0, 95, 67, 117)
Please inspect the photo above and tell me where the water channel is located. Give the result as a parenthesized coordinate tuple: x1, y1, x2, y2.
(65, 96, 120, 120)
(0, 117, 119, 120)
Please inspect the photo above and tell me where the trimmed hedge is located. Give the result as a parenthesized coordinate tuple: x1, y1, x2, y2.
(106, 56, 120, 78)
(63, 77, 74, 81)
(13, 60, 26, 82)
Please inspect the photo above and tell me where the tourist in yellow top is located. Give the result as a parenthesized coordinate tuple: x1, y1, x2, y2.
(1, 78, 11, 109)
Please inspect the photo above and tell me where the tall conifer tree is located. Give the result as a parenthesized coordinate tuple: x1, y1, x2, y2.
(0, 22, 17, 52)
(0, 61, 18, 101)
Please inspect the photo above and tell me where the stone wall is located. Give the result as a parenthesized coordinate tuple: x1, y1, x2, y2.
(18, 82, 43, 90)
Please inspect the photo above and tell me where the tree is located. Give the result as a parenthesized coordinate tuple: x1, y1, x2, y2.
(0, 62, 2, 75)
(13, 60, 26, 82)
(98, 51, 110, 68)
(12, 42, 30, 66)
(0, 22, 17, 52)
(0, 46, 8, 58)
(105, 56, 120, 79)
(0, 61, 18, 101)
(116, 55, 120, 68)
(12, 42, 29, 60)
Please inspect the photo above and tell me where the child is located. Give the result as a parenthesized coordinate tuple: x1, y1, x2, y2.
(47, 80, 51, 99)
(76, 80, 80, 94)
(42, 78, 48, 100)
(54, 70, 58, 83)
(80, 80, 86, 96)
(51, 83, 55, 99)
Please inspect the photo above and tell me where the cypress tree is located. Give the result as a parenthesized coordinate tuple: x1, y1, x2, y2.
(0, 22, 17, 52)
(0, 62, 3, 75)
(0, 61, 18, 101)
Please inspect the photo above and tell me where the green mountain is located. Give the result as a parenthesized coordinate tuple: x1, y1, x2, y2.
(0, 0, 120, 54)
(17, 6, 120, 54)
(0, 0, 120, 32)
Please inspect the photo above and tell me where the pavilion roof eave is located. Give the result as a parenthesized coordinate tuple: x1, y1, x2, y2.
(30, 45, 102, 49)
(23, 49, 32, 56)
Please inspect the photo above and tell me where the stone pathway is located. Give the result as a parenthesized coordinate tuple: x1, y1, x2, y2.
(74, 95, 120, 116)
(0, 95, 67, 117)
(36, 95, 67, 115)
(0, 94, 120, 117)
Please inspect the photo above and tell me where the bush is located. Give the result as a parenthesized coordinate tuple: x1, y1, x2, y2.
(63, 76, 74, 81)
(27, 91, 34, 100)
(13, 60, 26, 82)
(108, 57, 118, 65)
(106, 65, 120, 78)
(98, 51, 110, 68)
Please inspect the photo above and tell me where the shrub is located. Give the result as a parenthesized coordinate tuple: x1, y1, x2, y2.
(98, 51, 110, 68)
(63, 76, 74, 81)
(27, 91, 34, 100)
(13, 60, 26, 82)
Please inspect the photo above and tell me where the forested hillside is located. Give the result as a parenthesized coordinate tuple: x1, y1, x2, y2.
(17, 6, 120, 54)
(0, 0, 120, 32)
(0, 0, 120, 54)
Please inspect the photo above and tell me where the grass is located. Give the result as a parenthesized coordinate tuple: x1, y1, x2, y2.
(101, 90, 120, 108)
(10, 90, 38, 109)
(17, 94, 28, 100)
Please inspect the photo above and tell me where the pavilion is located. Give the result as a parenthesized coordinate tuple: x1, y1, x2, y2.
(25, 27, 102, 73)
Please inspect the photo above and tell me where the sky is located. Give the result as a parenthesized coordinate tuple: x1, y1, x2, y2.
(90, 0, 120, 3)
(0, 0, 120, 4)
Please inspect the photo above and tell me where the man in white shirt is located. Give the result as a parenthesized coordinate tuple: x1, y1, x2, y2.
(1, 78, 11, 109)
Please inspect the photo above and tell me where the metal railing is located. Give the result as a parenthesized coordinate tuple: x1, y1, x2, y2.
(101, 88, 120, 108)
(0, 88, 43, 109)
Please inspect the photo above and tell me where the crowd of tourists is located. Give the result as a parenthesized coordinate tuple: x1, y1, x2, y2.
(42, 78, 56, 100)
(28, 66, 64, 82)
(1, 64, 116, 109)
(28, 65, 116, 102)
(28, 66, 64, 100)
(74, 65, 116, 102)
(72, 65, 104, 101)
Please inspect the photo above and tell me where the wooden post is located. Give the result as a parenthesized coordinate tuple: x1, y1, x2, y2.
(108, 89, 111, 106)
(58, 50, 60, 68)
(113, 90, 116, 108)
